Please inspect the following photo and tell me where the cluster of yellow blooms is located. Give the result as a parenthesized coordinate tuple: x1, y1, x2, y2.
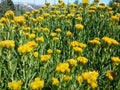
(14, 16, 25, 25)
(36, 36, 44, 43)
(70, 41, 87, 53)
(111, 57, 120, 65)
(47, 49, 53, 54)
(67, 59, 77, 67)
(4, 10, 14, 19)
(18, 41, 38, 54)
(8, 80, 22, 90)
(77, 56, 88, 64)
(75, 24, 84, 31)
(40, 55, 51, 62)
(77, 71, 99, 89)
(52, 77, 59, 86)
(56, 62, 70, 73)
(0, 40, 15, 49)
(102, 37, 119, 46)
(30, 77, 44, 90)
(89, 38, 101, 45)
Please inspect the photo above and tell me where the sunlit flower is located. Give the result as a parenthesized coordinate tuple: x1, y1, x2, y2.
(8, 80, 22, 90)
(77, 56, 88, 64)
(106, 71, 114, 81)
(52, 77, 59, 86)
(30, 77, 44, 90)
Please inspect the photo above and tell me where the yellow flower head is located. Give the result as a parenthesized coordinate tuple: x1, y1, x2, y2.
(73, 47, 83, 53)
(56, 49, 61, 54)
(67, 59, 77, 67)
(82, 0, 90, 5)
(102, 37, 119, 46)
(36, 36, 44, 43)
(50, 32, 57, 37)
(77, 56, 88, 64)
(66, 31, 72, 37)
(77, 75, 83, 84)
(56, 62, 70, 73)
(106, 71, 114, 81)
(4, 10, 14, 19)
(55, 28, 61, 33)
(63, 75, 71, 81)
(8, 80, 22, 90)
(52, 77, 59, 86)
(82, 71, 98, 89)
(0, 40, 15, 49)
(53, 37, 59, 42)
(14, 16, 25, 25)
(30, 77, 44, 90)
(47, 49, 53, 54)
(40, 55, 51, 62)
(89, 39, 101, 45)
(111, 57, 120, 65)
(75, 24, 84, 30)
(33, 52, 39, 58)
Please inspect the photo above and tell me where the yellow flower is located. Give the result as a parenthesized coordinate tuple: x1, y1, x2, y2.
(79, 43, 87, 48)
(67, 59, 77, 67)
(67, 13, 74, 19)
(0, 40, 15, 49)
(0, 17, 8, 23)
(77, 56, 88, 64)
(33, 52, 39, 58)
(89, 39, 101, 45)
(36, 36, 44, 43)
(73, 47, 83, 53)
(4, 10, 14, 18)
(55, 28, 61, 33)
(41, 27, 50, 32)
(50, 32, 57, 37)
(82, 0, 90, 5)
(56, 49, 61, 54)
(30, 77, 44, 90)
(66, 31, 72, 37)
(63, 75, 71, 81)
(75, 17, 82, 22)
(77, 75, 83, 84)
(111, 57, 120, 65)
(32, 9, 39, 14)
(52, 77, 59, 86)
(45, 2, 50, 6)
(23, 27, 31, 31)
(47, 49, 53, 54)
(56, 62, 70, 73)
(75, 24, 84, 30)
(28, 34, 35, 39)
(40, 55, 51, 62)
(42, 13, 50, 18)
(90, 82, 98, 89)
(14, 16, 25, 25)
(106, 71, 114, 81)
(53, 37, 59, 41)
(82, 71, 98, 89)
(102, 37, 119, 46)
(70, 41, 79, 47)
(18, 41, 38, 54)
(8, 80, 22, 90)
(88, 10, 95, 14)
(110, 16, 119, 22)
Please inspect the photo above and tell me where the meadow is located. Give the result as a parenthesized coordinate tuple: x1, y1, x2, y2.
(0, 0, 120, 89)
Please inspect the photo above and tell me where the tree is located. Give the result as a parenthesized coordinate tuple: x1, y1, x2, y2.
(0, 0, 15, 18)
